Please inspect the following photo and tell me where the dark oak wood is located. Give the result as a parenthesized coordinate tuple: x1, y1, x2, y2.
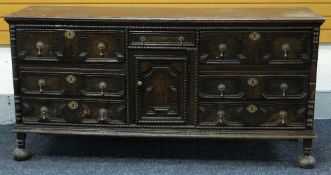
(5, 6, 324, 168)
(5, 6, 324, 23)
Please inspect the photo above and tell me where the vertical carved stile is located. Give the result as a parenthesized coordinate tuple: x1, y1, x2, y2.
(193, 29, 200, 125)
(10, 24, 23, 123)
(135, 55, 140, 124)
(307, 27, 320, 129)
(124, 28, 130, 124)
(183, 57, 188, 123)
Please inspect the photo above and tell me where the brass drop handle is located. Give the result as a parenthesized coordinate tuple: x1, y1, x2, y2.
(140, 36, 146, 45)
(97, 42, 106, 56)
(280, 83, 288, 97)
(217, 83, 226, 97)
(98, 81, 107, 95)
(98, 108, 109, 122)
(137, 81, 143, 87)
(217, 110, 225, 118)
(37, 79, 46, 93)
(40, 106, 48, 120)
(217, 110, 225, 124)
(99, 108, 108, 117)
(281, 43, 291, 58)
(35, 41, 44, 56)
(218, 43, 227, 57)
(279, 111, 287, 125)
(178, 36, 185, 46)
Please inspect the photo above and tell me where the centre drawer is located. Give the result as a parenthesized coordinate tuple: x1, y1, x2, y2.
(129, 30, 195, 46)
(21, 97, 127, 125)
(19, 70, 125, 98)
(199, 74, 308, 100)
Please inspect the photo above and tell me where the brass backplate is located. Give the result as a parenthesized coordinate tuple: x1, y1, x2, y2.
(247, 104, 258, 113)
(64, 30, 76, 39)
(247, 77, 258, 86)
(249, 32, 261, 41)
(66, 75, 77, 84)
(67, 101, 79, 110)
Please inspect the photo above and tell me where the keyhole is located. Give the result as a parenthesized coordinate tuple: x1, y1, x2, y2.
(66, 75, 76, 84)
(67, 101, 78, 110)
(249, 32, 261, 41)
(64, 30, 76, 39)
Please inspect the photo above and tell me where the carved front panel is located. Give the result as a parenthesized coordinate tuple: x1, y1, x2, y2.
(80, 73, 125, 97)
(20, 71, 65, 96)
(21, 98, 126, 125)
(262, 75, 308, 99)
(198, 102, 306, 128)
(261, 31, 311, 64)
(135, 54, 189, 124)
(16, 29, 64, 61)
(200, 31, 247, 64)
(78, 30, 125, 62)
(199, 75, 245, 99)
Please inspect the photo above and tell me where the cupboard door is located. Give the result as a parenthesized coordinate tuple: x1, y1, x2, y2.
(134, 53, 189, 124)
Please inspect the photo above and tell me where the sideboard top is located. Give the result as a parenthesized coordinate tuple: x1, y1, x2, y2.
(5, 6, 325, 24)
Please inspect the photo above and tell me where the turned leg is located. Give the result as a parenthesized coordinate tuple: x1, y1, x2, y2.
(297, 139, 316, 169)
(12, 132, 32, 161)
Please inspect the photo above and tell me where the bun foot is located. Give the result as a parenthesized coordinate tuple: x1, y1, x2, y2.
(297, 155, 316, 169)
(12, 148, 31, 161)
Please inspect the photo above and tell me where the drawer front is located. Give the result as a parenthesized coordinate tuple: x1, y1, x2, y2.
(78, 30, 125, 63)
(262, 76, 308, 99)
(80, 74, 125, 97)
(16, 29, 124, 63)
(199, 75, 245, 99)
(21, 98, 127, 125)
(20, 72, 65, 95)
(200, 31, 247, 64)
(129, 31, 195, 46)
(260, 31, 311, 64)
(198, 102, 307, 128)
(16, 29, 64, 61)
(199, 74, 308, 100)
(20, 71, 125, 98)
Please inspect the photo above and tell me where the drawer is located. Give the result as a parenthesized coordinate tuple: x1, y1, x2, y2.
(16, 29, 124, 63)
(198, 102, 307, 128)
(199, 31, 311, 65)
(199, 74, 308, 100)
(21, 98, 127, 124)
(199, 31, 247, 64)
(20, 71, 125, 98)
(129, 31, 195, 46)
(260, 31, 311, 64)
